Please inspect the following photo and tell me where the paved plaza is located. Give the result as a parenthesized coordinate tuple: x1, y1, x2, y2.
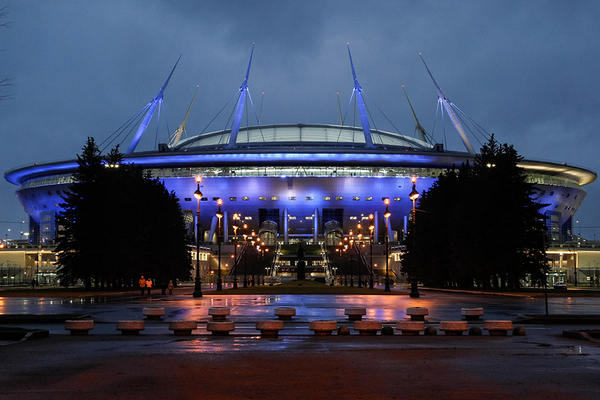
(1, 288, 600, 399)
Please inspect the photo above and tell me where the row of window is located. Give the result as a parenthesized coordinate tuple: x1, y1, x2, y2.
(184, 196, 402, 202)
(538, 189, 578, 200)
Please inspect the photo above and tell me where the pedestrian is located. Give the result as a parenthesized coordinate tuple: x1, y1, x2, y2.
(31, 278, 36, 289)
(146, 277, 153, 296)
(160, 281, 167, 295)
(139, 276, 146, 296)
(167, 280, 174, 295)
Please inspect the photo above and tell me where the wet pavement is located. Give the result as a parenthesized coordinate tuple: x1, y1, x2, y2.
(1, 288, 600, 399)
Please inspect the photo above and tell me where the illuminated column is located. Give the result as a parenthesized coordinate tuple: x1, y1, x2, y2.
(283, 208, 289, 244)
(223, 211, 229, 244)
(313, 207, 319, 244)
(374, 211, 379, 244)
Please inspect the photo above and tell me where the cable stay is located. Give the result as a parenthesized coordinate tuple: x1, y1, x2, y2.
(99, 104, 150, 153)
(338, 45, 412, 148)
(193, 44, 264, 149)
(226, 44, 255, 149)
(426, 75, 492, 153)
(420, 53, 476, 154)
(259, 92, 264, 125)
(336, 92, 343, 126)
(124, 55, 181, 154)
(345, 44, 375, 148)
(402, 85, 434, 144)
(168, 85, 199, 147)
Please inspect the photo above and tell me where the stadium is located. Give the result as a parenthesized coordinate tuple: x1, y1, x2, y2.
(3, 47, 597, 286)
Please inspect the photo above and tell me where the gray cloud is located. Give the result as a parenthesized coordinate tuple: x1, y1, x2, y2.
(2, 0, 600, 237)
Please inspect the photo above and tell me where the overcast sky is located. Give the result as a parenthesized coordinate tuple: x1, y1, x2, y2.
(2, 1, 600, 239)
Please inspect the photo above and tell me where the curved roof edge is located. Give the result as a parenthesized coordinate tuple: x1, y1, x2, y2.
(5, 151, 596, 188)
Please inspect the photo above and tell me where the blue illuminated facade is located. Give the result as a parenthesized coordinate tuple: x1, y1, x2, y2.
(5, 123, 596, 248)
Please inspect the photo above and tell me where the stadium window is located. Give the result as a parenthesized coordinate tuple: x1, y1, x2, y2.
(201, 198, 208, 202)
(336, 196, 343, 200)
(324, 196, 331, 201)
(382, 197, 389, 202)
(184, 198, 192, 202)
(350, 216, 357, 220)
(271, 196, 279, 201)
(56, 191, 61, 195)
(259, 197, 267, 201)
(245, 216, 252, 220)
(288, 216, 297, 220)
(353, 197, 360, 201)
(230, 197, 237, 201)
(242, 197, 249, 201)
(394, 197, 401, 201)
(288, 196, 296, 201)
(366, 197, 373, 201)
(212, 197, 220, 201)
(306, 216, 314, 220)
(306, 196, 313, 201)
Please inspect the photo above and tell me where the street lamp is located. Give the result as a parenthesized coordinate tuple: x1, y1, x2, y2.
(192, 175, 203, 298)
(343, 245, 348, 285)
(232, 214, 240, 289)
(357, 223, 363, 288)
(369, 214, 375, 289)
(409, 175, 420, 298)
(251, 232, 256, 286)
(350, 237, 354, 287)
(216, 198, 224, 291)
(384, 198, 391, 292)
(243, 225, 248, 287)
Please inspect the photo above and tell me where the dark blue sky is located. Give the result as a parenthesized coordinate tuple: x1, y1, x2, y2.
(2, 1, 600, 239)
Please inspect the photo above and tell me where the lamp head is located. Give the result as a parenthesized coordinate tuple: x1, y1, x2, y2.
(410, 175, 417, 184)
(409, 187, 420, 201)
(196, 175, 202, 183)
(194, 188, 202, 200)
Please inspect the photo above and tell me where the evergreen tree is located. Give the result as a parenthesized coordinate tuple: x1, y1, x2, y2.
(402, 135, 548, 290)
(55, 138, 191, 289)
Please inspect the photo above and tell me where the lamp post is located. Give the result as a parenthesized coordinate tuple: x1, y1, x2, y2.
(384, 199, 391, 292)
(216, 199, 224, 291)
(232, 214, 240, 289)
(357, 223, 363, 288)
(263, 247, 269, 284)
(409, 175, 420, 298)
(251, 231, 256, 286)
(243, 226, 248, 287)
(343, 245, 348, 286)
(192, 175, 203, 298)
(369, 214, 375, 289)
